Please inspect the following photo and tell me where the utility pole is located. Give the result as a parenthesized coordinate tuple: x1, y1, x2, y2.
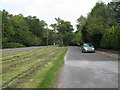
(46, 25, 48, 47)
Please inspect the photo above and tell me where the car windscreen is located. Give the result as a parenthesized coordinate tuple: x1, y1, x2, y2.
(84, 44, 93, 47)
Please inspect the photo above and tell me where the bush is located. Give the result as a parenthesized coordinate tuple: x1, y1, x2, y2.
(2, 42, 24, 48)
(100, 25, 119, 50)
(33, 36, 41, 46)
(59, 42, 63, 47)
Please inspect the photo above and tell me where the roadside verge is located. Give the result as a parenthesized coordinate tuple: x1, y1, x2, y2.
(96, 49, 119, 61)
(37, 47, 68, 88)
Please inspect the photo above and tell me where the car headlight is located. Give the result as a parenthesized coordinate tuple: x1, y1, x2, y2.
(84, 47, 88, 50)
(92, 48, 95, 50)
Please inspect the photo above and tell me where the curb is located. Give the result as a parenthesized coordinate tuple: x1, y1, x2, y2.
(96, 51, 120, 61)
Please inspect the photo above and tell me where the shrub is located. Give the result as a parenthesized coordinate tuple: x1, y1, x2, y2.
(59, 40, 64, 47)
(2, 42, 24, 48)
(100, 25, 119, 50)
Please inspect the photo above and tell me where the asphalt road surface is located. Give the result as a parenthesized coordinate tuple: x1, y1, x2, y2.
(1, 46, 47, 52)
(56, 46, 118, 88)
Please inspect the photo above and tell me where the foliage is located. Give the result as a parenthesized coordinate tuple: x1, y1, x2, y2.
(1, 10, 59, 48)
(2, 42, 24, 48)
(51, 17, 74, 46)
(75, 15, 86, 45)
(1, 1, 119, 49)
(48, 30, 58, 45)
(76, 2, 120, 49)
(76, 15, 86, 31)
(25, 16, 47, 38)
(101, 25, 120, 49)
(72, 31, 83, 46)
(2, 10, 14, 42)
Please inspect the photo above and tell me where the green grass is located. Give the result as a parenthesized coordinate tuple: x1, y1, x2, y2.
(38, 47, 68, 88)
(1, 47, 68, 88)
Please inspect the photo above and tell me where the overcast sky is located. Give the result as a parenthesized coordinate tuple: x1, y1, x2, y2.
(0, 0, 112, 30)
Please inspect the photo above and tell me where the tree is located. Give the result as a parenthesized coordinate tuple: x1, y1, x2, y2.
(2, 10, 14, 43)
(51, 17, 74, 46)
(77, 1, 120, 49)
(12, 14, 34, 46)
(101, 25, 120, 49)
(76, 15, 86, 31)
(75, 15, 86, 45)
(48, 29, 58, 45)
(25, 16, 47, 38)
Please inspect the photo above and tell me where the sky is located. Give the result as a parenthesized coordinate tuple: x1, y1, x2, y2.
(0, 0, 112, 30)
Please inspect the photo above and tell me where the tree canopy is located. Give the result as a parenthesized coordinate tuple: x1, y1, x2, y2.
(76, 1, 120, 49)
(51, 17, 74, 46)
(1, 1, 119, 50)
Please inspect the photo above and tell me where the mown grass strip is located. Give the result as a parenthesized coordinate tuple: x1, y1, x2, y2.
(38, 47, 68, 88)
(2, 47, 67, 88)
(2, 47, 47, 62)
(2, 47, 58, 73)
(12, 47, 66, 88)
(2, 49, 60, 87)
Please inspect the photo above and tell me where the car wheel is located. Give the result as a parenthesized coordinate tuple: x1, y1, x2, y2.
(82, 50, 83, 53)
(82, 50, 85, 53)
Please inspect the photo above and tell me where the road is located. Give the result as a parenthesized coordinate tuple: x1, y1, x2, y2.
(1, 46, 47, 52)
(56, 46, 118, 88)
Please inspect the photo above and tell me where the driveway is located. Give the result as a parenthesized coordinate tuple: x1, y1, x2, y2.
(56, 46, 118, 88)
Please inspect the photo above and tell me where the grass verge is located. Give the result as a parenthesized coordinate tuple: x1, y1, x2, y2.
(2, 47, 68, 88)
(38, 47, 68, 88)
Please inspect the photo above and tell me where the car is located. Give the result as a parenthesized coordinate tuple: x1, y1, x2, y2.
(81, 43, 95, 53)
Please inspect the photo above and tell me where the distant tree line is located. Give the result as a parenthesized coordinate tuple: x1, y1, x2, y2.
(51, 17, 75, 46)
(1, 10, 76, 48)
(76, 2, 120, 50)
(1, 10, 47, 48)
(1, 1, 120, 49)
